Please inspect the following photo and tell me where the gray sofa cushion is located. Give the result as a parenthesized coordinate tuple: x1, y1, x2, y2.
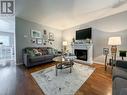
(120, 88, 127, 95)
(30, 55, 54, 63)
(113, 67, 127, 80)
(113, 77, 127, 95)
(30, 56, 46, 63)
(44, 55, 54, 60)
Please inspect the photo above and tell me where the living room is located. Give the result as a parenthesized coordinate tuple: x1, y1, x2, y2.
(0, 0, 127, 95)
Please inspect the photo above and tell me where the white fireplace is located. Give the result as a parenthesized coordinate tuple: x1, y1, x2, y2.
(72, 41, 93, 64)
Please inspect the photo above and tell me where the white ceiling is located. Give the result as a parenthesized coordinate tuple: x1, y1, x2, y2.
(16, 0, 127, 30)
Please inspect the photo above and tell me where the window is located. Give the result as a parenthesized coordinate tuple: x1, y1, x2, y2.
(0, 35, 10, 46)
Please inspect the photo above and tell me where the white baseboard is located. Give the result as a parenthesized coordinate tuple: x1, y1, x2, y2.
(16, 62, 23, 65)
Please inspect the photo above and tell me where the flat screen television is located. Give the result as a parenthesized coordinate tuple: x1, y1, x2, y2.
(76, 28, 92, 40)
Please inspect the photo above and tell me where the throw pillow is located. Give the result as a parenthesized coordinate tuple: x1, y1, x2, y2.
(47, 48, 53, 55)
(38, 48, 42, 52)
(53, 49, 58, 55)
(26, 49, 35, 57)
(41, 48, 48, 55)
(33, 49, 42, 56)
(51, 48, 58, 55)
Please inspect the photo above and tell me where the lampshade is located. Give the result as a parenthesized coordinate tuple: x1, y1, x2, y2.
(63, 41, 68, 46)
(108, 37, 121, 45)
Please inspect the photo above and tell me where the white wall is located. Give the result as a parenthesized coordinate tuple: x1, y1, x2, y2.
(62, 11, 127, 64)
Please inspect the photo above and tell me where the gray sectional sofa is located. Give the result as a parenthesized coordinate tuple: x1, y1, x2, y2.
(113, 60, 127, 95)
(22, 47, 58, 67)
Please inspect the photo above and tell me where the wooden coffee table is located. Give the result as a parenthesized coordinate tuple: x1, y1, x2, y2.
(53, 56, 76, 76)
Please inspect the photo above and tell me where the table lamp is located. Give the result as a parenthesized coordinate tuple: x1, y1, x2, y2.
(119, 50, 126, 60)
(63, 41, 68, 53)
(108, 37, 121, 60)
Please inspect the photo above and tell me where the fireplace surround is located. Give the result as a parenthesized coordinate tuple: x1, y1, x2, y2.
(72, 41, 93, 64)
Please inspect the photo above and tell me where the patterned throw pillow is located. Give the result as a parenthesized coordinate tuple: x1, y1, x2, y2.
(54, 49, 58, 55)
(26, 49, 35, 57)
(52, 48, 55, 55)
(38, 48, 42, 52)
(47, 48, 53, 55)
(33, 49, 42, 56)
(47, 48, 58, 55)
(41, 48, 48, 55)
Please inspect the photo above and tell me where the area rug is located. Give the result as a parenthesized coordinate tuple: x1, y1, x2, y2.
(31, 63, 95, 95)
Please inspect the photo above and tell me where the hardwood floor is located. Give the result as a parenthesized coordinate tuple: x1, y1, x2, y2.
(76, 64, 112, 95)
(0, 62, 112, 95)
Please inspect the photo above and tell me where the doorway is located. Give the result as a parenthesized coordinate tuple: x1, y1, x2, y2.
(0, 17, 15, 67)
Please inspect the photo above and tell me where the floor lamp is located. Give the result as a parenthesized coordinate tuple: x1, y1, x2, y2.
(108, 37, 121, 67)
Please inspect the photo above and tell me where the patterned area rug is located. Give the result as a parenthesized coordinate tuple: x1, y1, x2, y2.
(31, 63, 95, 95)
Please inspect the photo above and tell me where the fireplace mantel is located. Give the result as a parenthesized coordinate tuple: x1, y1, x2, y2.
(72, 43, 93, 64)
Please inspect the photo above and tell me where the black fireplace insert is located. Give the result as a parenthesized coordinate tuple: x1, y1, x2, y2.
(74, 49, 87, 61)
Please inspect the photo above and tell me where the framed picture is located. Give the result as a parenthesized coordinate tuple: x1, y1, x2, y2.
(43, 29, 48, 41)
(44, 29, 47, 35)
(31, 38, 36, 44)
(31, 30, 42, 38)
(103, 48, 109, 55)
(37, 38, 43, 44)
(49, 32, 54, 41)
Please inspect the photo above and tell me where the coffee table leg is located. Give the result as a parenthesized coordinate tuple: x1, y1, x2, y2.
(56, 68, 58, 76)
(70, 67, 72, 73)
(70, 60, 73, 73)
(56, 64, 58, 76)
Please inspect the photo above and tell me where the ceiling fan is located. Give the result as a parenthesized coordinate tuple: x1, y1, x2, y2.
(112, 0, 127, 8)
